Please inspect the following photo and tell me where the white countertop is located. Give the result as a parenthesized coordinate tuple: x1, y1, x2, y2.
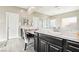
(35, 29, 79, 42)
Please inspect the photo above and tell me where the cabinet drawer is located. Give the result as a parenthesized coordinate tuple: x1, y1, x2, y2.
(49, 45, 60, 52)
(48, 43, 62, 52)
(66, 40, 79, 52)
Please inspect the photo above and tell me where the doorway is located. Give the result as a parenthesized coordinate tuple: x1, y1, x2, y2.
(6, 12, 19, 39)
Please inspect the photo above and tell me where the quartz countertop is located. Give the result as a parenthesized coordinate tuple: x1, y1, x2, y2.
(35, 29, 79, 42)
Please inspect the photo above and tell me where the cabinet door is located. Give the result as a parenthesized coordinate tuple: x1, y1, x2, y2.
(34, 36, 37, 51)
(65, 40, 79, 52)
(48, 44, 61, 52)
(34, 36, 39, 52)
(39, 39, 47, 52)
(34, 33, 39, 52)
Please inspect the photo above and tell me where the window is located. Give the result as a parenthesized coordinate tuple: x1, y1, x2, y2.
(61, 17, 77, 32)
(42, 19, 56, 29)
(32, 17, 56, 29)
(38, 19, 43, 29)
(32, 16, 43, 29)
(32, 17, 38, 28)
(50, 19, 56, 28)
(42, 19, 50, 28)
(46, 19, 50, 28)
(62, 17, 77, 28)
(42, 19, 47, 28)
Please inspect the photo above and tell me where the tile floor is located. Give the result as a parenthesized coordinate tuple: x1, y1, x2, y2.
(0, 38, 35, 52)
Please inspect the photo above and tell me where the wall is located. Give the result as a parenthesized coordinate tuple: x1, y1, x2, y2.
(0, 6, 27, 42)
(30, 10, 79, 33)
(30, 12, 49, 28)
(0, 11, 6, 41)
(50, 10, 79, 32)
(77, 15, 79, 30)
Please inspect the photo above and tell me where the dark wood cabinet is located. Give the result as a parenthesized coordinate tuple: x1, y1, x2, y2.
(39, 39, 47, 52)
(34, 32, 79, 52)
(64, 40, 79, 52)
(38, 38, 62, 52)
(34, 32, 63, 52)
(34, 36, 38, 51)
(48, 44, 60, 52)
(34, 33, 39, 52)
(48, 43, 62, 52)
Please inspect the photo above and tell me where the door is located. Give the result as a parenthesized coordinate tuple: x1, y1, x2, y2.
(34, 33, 40, 52)
(0, 12, 7, 42)
(34, 36, 38, 51)
(6, 12, 19, 39)
(39, 39, 47, 52)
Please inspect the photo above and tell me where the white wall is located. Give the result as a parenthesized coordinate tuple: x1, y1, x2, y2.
(21, 9, 79, 33)
(29, 10, 79, 32)
(0, 6, 27, 42)
(50, 10, 79, 33)
(0, 11, 7, 42)
(77, 15, 79, 30)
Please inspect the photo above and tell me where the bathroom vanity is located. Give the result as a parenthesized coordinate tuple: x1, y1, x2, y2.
(34, 30, 79, 52)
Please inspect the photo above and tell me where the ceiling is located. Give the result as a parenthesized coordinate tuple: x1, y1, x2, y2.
(19, 6, 79, 16)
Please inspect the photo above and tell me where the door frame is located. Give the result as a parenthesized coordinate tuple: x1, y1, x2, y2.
(6, 12, 20, 40)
